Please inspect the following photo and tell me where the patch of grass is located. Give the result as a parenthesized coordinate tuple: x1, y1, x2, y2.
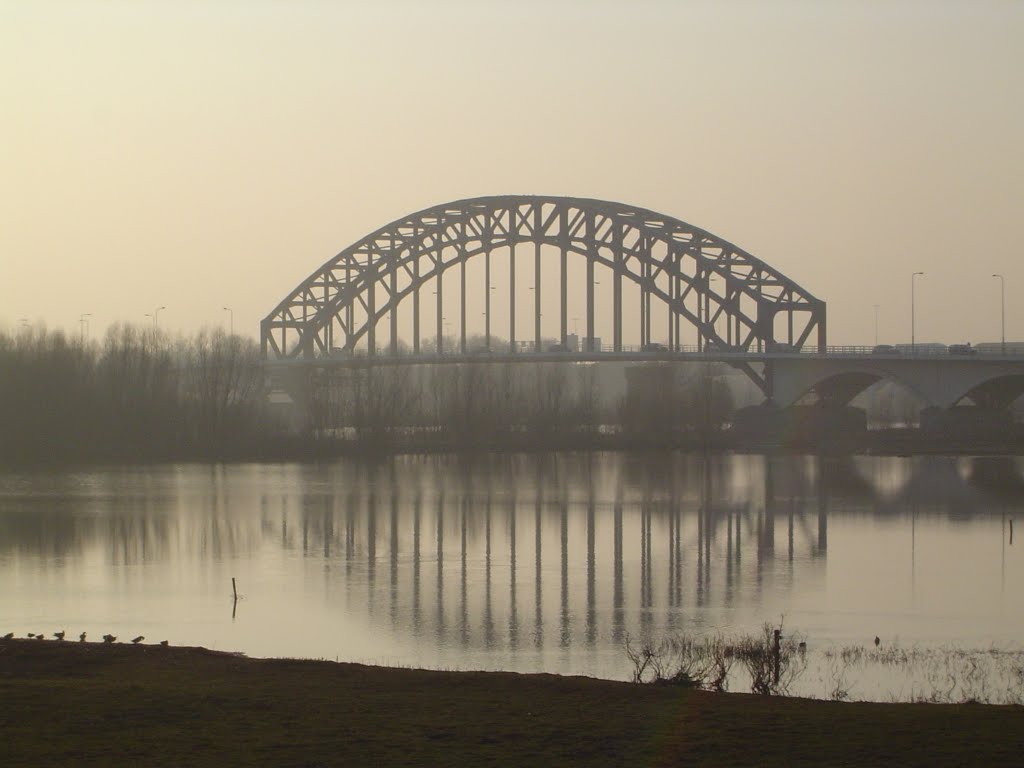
(1, 639, 1021, 767)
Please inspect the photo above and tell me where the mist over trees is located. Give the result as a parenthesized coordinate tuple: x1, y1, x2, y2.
(0, 324, 759, 465)
(0, 324, 267, 464)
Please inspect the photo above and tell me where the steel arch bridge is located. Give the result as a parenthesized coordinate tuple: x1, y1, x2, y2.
(261, 195, 826, 362)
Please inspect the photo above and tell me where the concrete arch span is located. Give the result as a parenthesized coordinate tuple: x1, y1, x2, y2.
(770, 357, 1024, 410)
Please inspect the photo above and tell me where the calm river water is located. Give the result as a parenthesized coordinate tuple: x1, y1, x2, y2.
(1, 453, 1021, 696)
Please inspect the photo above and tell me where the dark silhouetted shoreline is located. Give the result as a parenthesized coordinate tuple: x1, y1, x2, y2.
(1, 638, 1020, 767)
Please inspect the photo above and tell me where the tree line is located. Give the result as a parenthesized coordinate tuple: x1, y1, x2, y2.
(0, 324, 267, 464)
(0, 325, 737, 465)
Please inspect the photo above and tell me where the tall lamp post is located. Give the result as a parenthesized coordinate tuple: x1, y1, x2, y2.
(79, 313, 92, 343)
(223, 306, 233, 336)
(154, 306, 166, 331)
(873, 304, 879, 347)
(992, 274, 1005, 355)
(911, 272, 924, 355)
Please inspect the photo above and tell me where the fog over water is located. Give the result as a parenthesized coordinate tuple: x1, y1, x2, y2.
(1, 452, 1020, 694)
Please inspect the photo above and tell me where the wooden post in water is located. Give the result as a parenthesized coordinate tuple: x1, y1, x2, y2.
(232, 577, 238, 601)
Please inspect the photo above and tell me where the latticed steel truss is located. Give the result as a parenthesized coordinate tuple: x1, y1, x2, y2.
(261, 196, 826, 360)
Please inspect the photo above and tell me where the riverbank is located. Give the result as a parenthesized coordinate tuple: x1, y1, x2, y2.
(2, 640, 1020, 767)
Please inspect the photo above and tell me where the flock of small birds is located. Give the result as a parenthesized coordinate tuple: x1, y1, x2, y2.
(1, 631, 168, 646)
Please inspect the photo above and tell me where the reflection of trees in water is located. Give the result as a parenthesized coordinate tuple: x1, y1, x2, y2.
(3, 454, 1022, 651)
(0, 474, 267, 563)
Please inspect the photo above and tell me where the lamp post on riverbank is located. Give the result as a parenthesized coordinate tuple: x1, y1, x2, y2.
(873, 304, 879, 346)
(223, 306, 233, 336)
(992, 274, 1005, 355)
(911, 272, 924, 355)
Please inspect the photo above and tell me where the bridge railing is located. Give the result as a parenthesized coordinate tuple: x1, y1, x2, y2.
(313, 343, 1024, 361)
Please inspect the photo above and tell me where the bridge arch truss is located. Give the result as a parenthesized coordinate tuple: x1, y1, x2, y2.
(262, 196, 826, 361)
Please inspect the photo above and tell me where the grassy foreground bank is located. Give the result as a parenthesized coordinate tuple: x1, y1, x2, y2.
(2, 640, 1020, 767)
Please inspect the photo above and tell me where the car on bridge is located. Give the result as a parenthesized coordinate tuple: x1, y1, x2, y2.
(766, 341, 797, 353)
(948, 343, 977, 356)
(705, 341, 743, 352)
(640, 342, 668, 354)
(871, 344, 900, 355)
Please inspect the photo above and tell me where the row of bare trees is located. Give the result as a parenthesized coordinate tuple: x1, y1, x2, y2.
(1, 324, 738, 463)
(0, 324, 267, 464)
(302, 356, 733, 448)
(304, 362, 605, 447)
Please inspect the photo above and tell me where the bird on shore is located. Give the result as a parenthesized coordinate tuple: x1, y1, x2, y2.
(159, 640, 169, 647)
(35, 633, 45, 641)
(131, 636, 144, 645)
(102, 634, 116, 644)
(2, 632, 13, 640)
(27, 632, 35, 638)
(54, 631, 65, 641)
(874, 636, 881, 648)
(79, 632, 87, 642)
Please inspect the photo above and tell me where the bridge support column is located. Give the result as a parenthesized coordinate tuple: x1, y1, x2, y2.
(460, 240, 467, 355)
(586, 251, 595, 351)
(668, 249, 676, 351)
(817, 301, 827, 353)
(642, 254, 651, 347)
(390, 248, 399, 355)
(613, 222, 622, 352)
(534, 236, 542, 353)
(436, 263, 443, 355)
(509, 238, 516, 353)
(560, 241, 567, 347)
(413, 253, 420, 354)
(485, 249, 491, 350)
(673, 251, 681, 352)
(346, 261, 353, 347)
(367, 273, 376, 357)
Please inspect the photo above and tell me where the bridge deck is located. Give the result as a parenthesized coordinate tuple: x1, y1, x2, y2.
(265, 345, 1024, 368)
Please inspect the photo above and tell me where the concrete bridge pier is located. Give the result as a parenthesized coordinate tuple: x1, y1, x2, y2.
(267, 366, 317, 433)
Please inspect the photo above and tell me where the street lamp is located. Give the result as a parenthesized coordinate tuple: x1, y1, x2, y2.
(154, 306, 166, 330)
(992, 274, 1005, 355)
(873, 305, 879, 347)
(911, 272, 924, 355)
(79, 313, 92, 343)
(485, 284, 496, 350)
(223, 306, 233, 336)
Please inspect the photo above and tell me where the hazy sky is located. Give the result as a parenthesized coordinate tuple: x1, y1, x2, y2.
(2, 0, 1021, 346)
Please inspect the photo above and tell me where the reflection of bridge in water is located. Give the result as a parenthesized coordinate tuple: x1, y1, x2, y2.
(262, 454, 1022, 650)
(1, 454, 1020, 661)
